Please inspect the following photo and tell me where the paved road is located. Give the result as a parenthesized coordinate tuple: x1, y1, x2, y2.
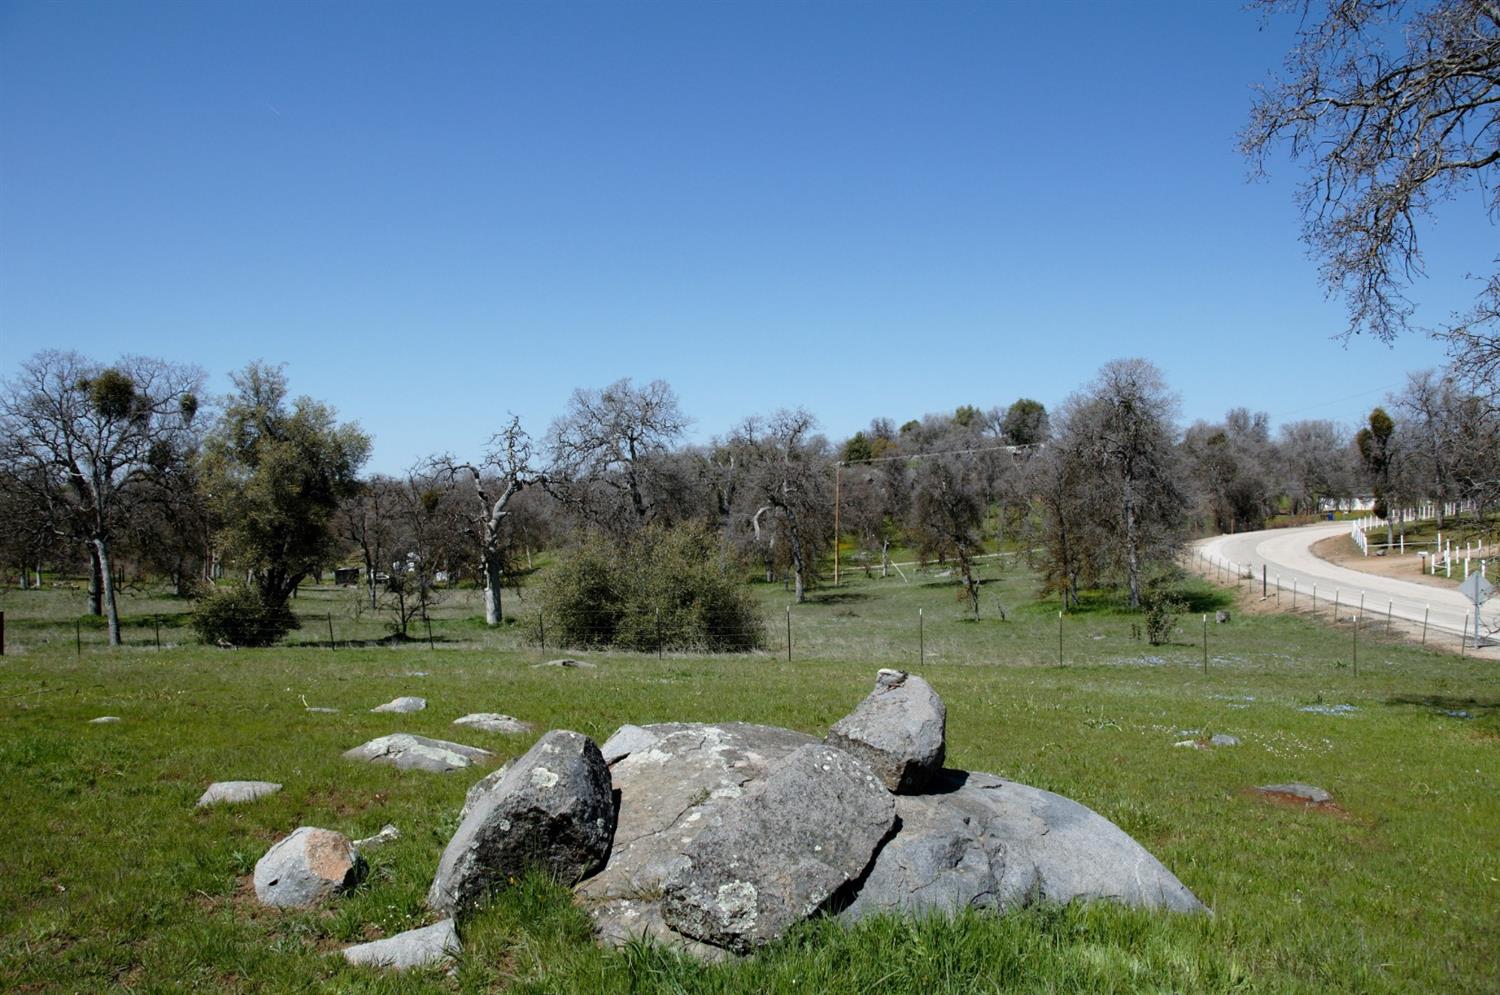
(1195, 523, 1496, 645)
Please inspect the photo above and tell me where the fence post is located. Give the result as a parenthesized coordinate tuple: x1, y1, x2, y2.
(918, 608, 924, 667)
(1352, 614, 1358, 676)
(786, 606, 792, 663)
(154, 615, 161, 650)
(1262, 564, 1267, 598)
(1292, 579, 1297, 609)
(539, 609, 546, 651)
(426, 616, 434, 651)
(1202, 614, 1208, 673)
(0, 610, 4, 656)
(327, 612, 335, 650)
(1461, 613, 1468, 656)
(76, 618, 81, 656)
(1057, 610, 1062, 667)
(1421, 605, 1429, 646)
(657, 608, 663, 661)
(1386, 600, 1392, 636)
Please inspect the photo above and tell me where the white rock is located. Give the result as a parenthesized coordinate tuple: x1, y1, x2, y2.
(371, 696, 426, 714)
(196, 780, 282, 807)
(342, 919, 459, 970)
(453, 713, 533, 735)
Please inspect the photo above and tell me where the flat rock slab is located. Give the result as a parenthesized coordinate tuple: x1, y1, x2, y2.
(196, 780, 282, 808)
(453, 713, 533, 735)
(841, 770, 1205, 921)
(661, 742, 896, 953)
(88, 716, 121, 724)
(254, 827, 366, 907)
(306, 707, 340, 714)
(1210, 734, 1240, 747)
(371, 696, 426, 714)
(342, 919, 459, 971)
(533, 658, 596, 669)
(429, 730, 614, 916)
(343, 734, 493, 773)
(826, 670, 946, 792)
(579, 722, 817, 930)
(1256, 782, 1332, 804)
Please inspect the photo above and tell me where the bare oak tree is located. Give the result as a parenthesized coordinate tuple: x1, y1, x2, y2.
(546, 378, 687, 531)
(0, 352, 203, 644)
(1244, 0, 1500, 393)
(431, 417, 536, 626)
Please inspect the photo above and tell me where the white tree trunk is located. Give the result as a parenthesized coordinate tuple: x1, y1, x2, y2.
(95, 537, 122, 646)
(483, 553, 504, 626)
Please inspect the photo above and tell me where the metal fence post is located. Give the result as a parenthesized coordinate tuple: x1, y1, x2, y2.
(786, 606, 791, 663)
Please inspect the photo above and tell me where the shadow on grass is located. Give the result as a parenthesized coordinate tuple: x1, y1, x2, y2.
(1385, 693, 1500, 716)
(804, 591, 872, 606)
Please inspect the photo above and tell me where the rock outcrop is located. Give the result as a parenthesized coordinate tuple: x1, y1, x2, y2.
(342, 734, 493, 773)
(661, 742, 895, 952)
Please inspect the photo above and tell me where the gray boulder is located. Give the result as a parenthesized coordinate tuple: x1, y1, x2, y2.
(844, 770, 1205, 920)
(342, 919, 459, 970)
(660, 742, 896, 953)
(253, 826, 367, 907)
(453, 713, 533, 735)
(826, 670, 946, 792)
(196, 780, 282, 807)
(578, 721, 817, 942)
(428, 730, 614, 916)
(371, 696, 426, 714)
(343, 734, 492, 773)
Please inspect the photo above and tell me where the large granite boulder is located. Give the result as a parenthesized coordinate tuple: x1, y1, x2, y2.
(840, 769, 1204, 920)
(428, 730, 614, 916)
(578, 721, 817, 946)
(342, 919, 459, 970)
(660, 743, 896, 953)
(342, 734, 493, 773)
(826, 669, 946, 792)
(253, 826, 367, 907)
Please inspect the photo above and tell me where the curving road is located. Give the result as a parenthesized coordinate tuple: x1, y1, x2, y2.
(1195, 523, 1495, 645)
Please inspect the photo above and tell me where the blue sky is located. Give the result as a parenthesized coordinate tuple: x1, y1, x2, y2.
(1, 1, 1486, 473)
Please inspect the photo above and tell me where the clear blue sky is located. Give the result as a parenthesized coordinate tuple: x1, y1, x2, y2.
(2, 1, 1486, 473)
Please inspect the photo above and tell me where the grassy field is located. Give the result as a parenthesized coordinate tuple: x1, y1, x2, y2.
(1, 562, 1497, 993)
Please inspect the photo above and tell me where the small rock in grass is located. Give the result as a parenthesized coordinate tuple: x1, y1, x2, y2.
(196, 780, 282, 807)
(306, 706, 339, 714)
(253, 826, 367, 907)
(1210, 734, 1240, 747)
(1299, 703, 1357, 716)
(453, 713, 533, 735)
(88, 716, 121, 724)
(343, 734, 493, 773)
(371, 696, 426, 714)
(1256, 782, 1332, 804)
(342, 919, 459, 970)
(1173, 739, 1205, 749)
(532, 657, 596, 669)
(353, 823, 401, 849)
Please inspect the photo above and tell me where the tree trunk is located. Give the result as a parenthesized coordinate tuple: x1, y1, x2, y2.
(1122, 474, 1141, 609)
(94, 537, 122, 646)
(483, 552, 504, 625)
(88, 545, 103, 616)
(881, 540, 890, 578)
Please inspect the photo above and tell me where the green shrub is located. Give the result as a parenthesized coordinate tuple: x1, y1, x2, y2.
(190, 584, 298, 647)
(541, 524, 764, 652)
(1140, 587, 1187, 646)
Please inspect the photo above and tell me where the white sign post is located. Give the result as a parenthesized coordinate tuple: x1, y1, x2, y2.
(1458, 573, 1495, 649)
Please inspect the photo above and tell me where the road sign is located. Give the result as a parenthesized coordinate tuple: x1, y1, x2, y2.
(1458, 573, 1494, 603)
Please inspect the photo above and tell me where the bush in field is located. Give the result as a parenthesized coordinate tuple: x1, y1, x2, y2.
(1140, 587, 1187, 646)
(190, 583, 298, 647)
(541, 524, 764, 652)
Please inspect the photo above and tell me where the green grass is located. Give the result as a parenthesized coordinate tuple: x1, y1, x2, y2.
(0, 565, 1496, 993)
